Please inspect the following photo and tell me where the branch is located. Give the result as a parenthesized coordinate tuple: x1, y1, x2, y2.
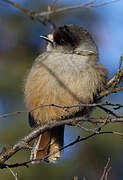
(1, 129, 123, 169)
(106, 55, 123, 88)
(2, 0, 120, 29)
(99, 55, 123, 98)
(0, 115, 123, 168)
(35, 0, 120, 17)
(0, 102, 123, 119)
(3, 0, 34, 18)
(99, 86, 123, 98)
(2, 0, 56, 29)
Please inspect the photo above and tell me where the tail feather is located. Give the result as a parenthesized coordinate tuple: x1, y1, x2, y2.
(30, 125, 64, 163)
(48, 125, 64, 162)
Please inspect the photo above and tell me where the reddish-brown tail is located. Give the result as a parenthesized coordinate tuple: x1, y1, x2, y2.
(30, 125, 64, 163)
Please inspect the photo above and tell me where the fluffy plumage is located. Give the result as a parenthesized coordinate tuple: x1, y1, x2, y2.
(24, 25, 107, 163)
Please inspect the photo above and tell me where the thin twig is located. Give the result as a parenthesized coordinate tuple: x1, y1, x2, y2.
(0, 102, 123, 119)
(100, 157, 111, 180)
(89, 0, 120, 8)
(48, 0, 57, 11)
(99, 86, 123, 98)
(6, 166, 18, 180)
(0, 130, 121, 168)
(0, 111, 26, 119)
(98, 105, 120, 118)
(2, 0, 120, 19)
(3, 0, 35, 18)
(0, 116, 123, 167)
(10, 130, 123, 166)
(105, 167, 112, 180)
(106, 56, 123, 88)
(30, 102, 123, 113)
(2, 0, 56, 29)
(77, 117, 109, 133)
(118, 55, 123, 72)
(35, 0, 120, 17)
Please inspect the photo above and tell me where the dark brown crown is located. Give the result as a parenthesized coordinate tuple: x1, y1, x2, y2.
(53, 25, 93, 48)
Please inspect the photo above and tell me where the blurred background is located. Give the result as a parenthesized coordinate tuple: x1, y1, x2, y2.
(0, 0, 123, 179)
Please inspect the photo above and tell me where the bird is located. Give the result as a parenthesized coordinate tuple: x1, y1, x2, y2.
(24, 24, 107, 163)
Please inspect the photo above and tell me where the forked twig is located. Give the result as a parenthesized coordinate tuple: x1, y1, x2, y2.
(100, 158, 111, 180)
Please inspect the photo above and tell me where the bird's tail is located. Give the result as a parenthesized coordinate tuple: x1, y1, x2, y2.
(30, 125, 64, 163)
